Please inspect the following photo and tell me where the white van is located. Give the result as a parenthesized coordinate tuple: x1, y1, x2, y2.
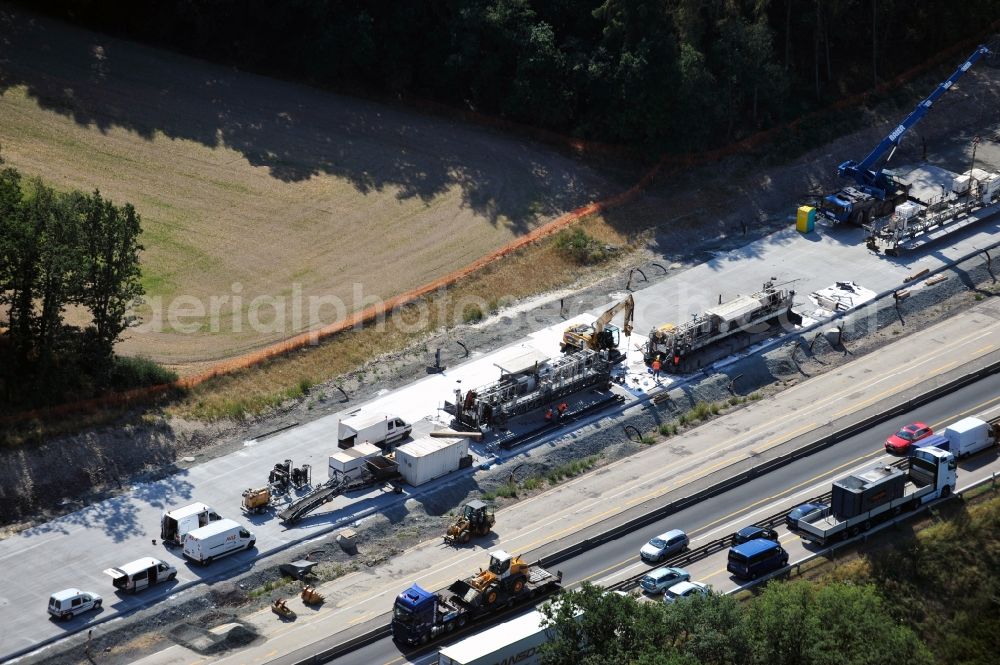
(103, 557, 177, 593)
(160, 502, 221, 545)
(47, 588, 102, 620)
(337, 413, 411, 449)
(182, 518, 255, 565)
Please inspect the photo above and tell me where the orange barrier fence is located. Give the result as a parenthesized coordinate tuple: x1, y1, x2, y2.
(5, 27, 998, 426)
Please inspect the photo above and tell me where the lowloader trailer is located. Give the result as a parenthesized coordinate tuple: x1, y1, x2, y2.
(392, 551, 562, 646)
(797, 446, 956, 546)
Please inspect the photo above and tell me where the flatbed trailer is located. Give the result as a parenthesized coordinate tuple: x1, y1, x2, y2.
(798, 447, 956, 546)
(392, 559, 561, 646)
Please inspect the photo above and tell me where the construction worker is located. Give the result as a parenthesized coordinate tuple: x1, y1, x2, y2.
(651, 355, 662, 380)
(545, 407, 554, 423)
(557, 402, 568, 420)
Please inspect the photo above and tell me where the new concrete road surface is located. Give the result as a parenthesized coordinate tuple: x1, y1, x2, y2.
(333, 371, 1000, 665)
(126, 297, 1000, 665)
(3, 165, 998, 660)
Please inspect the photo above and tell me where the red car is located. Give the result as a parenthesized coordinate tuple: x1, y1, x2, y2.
(885, 422, 934, 454)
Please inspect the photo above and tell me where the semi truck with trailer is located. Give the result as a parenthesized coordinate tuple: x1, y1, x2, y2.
(797, 446, 956, 546)
(436, 609, 552, 665)
(392, 551, 562, 646)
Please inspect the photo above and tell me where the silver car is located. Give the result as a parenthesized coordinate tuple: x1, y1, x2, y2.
(639, 529, 689, 562)
(663, 581, 711, 604)
(639, 566, 690, 594)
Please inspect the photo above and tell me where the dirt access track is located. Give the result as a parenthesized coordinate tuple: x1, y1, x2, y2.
(0, 5, 616, 368)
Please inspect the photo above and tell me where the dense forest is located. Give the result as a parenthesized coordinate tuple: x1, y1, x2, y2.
(20, 0, 1000, 153)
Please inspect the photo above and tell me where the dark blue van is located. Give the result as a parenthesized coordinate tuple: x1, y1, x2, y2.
(727, 538, 788, 580)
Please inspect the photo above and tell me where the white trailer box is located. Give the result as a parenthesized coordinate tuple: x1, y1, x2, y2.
(942, 417, 993, 457)
(182, 518, 255, 564)
(337, 412, 412, 449)
(160, 502, 221, 545)
(438, 609, 551, 665)
(329, 442, 382, 481)
(395, 436, 469, 486)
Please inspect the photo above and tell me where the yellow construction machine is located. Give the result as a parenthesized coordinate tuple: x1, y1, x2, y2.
(466, 550, 530, 604)
(444, 500, 496, 545)
(561, 294, 634, 355)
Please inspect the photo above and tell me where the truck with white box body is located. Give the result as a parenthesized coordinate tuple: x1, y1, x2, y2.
(941, 413, 999, 458)
(182, 518, 255, 565)
(337, 413, 411, 449)
(437, 609, 554, 665)
(160, 502, 221, 546)
(798, 447, 956, 546)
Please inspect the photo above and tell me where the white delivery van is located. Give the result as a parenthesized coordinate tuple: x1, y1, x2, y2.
(160, 502, 221, 545)
(942, 417, 995, 457)
(182, 518, 255, 565)
(47, 588, 102, 620)
(103, 557, 177, 593)
(337, 413, 411, 449)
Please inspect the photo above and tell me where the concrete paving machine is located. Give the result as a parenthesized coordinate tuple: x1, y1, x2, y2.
(444, 500, 496, 545)
(645, 281, 797, 373)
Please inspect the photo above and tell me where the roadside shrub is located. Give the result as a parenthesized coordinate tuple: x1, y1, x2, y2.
(554, 228, 612, 265)
(462, 304, 484, 323)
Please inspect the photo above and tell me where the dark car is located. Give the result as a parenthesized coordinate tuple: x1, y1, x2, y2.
(786, 503, 829, 530)
(734, 525, 778, 545)
(885, 422, 934, 454)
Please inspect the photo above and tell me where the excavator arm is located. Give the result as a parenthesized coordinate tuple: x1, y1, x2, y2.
(592, 294, 634, 342)
(561, 294, 635, 352)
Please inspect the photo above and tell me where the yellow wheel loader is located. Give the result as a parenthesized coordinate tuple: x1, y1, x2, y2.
(444, 500, 495, 545)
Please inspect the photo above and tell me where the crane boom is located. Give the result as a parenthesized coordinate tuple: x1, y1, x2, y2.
(838, 44, 991, 197)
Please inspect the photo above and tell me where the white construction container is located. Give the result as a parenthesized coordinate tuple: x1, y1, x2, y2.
(952, 174, 971, 194)
(395, 436, 469, 486)
(438, 609, 550, 665)
(329, 442, 382, 481)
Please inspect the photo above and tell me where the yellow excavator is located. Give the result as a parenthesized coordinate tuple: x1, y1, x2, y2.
(465, 550, 530, 604)
(561, 294, 634, 354)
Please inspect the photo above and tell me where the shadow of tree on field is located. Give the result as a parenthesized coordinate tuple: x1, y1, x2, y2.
(0, 8, 611, 233)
